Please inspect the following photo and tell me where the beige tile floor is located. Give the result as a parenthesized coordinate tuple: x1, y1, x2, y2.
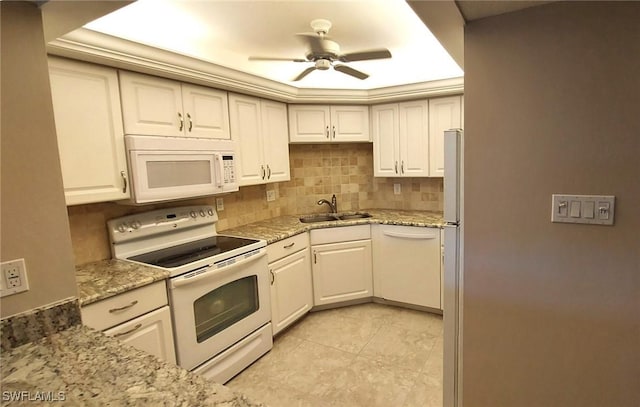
(227, 303, 443, 407)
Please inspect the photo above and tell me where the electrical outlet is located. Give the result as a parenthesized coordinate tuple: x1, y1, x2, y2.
(266, 190, 276, 202)
(1, 258, 29, 297)
(216, 198, 224, 211)
(393, 183, 401, 195)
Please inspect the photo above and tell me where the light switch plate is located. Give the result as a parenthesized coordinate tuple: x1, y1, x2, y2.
(551, 194, 615, 225)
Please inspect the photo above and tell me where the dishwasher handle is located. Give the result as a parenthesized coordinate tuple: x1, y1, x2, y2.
(170, 249, 266, 288)
(382, 230, 437, 240)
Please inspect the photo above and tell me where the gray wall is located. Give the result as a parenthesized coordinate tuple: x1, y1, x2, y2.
(1, 2, 78, 317)
(463, 2, 639, 406)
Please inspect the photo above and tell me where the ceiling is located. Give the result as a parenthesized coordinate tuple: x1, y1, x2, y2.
(80, 0, 464, 90)
(43, 0, 552, 96)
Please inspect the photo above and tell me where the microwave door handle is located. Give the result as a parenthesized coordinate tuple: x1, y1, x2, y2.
(215, 154, 224, 188)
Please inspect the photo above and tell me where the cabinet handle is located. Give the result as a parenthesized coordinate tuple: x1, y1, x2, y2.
(401, 161, 405, 174)
(178, 112, 184, 131)
(283, 242, 295, 249)
(261, 165, 266, 180)
(270, 269, 275, 285)
(267, 165, 271, 179)
(108, 300, 138, 313)
(395, 161, 398, 174)
(313, 250, 317, 264)
(325, 126, 330, 139)
(113, 323, 142, 338)
(120, 171, 127, 193)
(332, 125, 336, 139)
(187, 113, 193, 131)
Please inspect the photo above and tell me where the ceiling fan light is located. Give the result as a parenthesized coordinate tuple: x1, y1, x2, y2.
(315, 59, 331, 70)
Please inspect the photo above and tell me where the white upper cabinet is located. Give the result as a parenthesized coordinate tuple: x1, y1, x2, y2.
(119, 71, 230, 139)
(428, 96, 462, 177)
(372, 100, 430, 177)
(229, 93, 290, 186)
(48, 57, 129, 205)
(288, 105, 369, 142)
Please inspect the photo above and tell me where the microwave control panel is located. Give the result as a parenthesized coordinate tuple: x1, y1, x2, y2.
(222, 155, 235, 183)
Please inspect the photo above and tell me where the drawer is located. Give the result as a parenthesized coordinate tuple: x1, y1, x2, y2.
(267, 233, 309, 264)
(81, 280, 167, 331)
(310, 224, 371, 245)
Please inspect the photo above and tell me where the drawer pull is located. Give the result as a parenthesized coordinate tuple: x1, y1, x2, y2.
(283, 242, 295, 249)
(108, 300, 138, 313)
(113, 323, 142, 337)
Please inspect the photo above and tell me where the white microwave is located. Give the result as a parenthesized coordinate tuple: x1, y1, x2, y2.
(124, 135, 238, 204)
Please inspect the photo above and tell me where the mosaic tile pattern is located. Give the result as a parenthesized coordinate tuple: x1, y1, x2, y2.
(67, 143, 444, 266)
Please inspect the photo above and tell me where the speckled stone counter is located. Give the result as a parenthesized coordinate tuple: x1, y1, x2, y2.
(0, 325, 266, 407)
(75, 259, 170, 306)
(222, 209, 444, 244)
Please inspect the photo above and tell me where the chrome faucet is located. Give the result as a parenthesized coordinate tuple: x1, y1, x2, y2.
(317, 194, 338, 213)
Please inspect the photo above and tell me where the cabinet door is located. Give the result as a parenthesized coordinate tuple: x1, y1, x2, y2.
(261, 100, 291, 183)
(428, 96, 462, 177)
(371, 103, 400, 177)
(229, 94, 265, 186)
(312, 240, 373, 306)
(288, 105, 331, 142)
(372, 225, 440, 309)
(269, 249, 313, 335)
(181, 84, 230, 139)
(399, 100, 430, 177)
(119, 71, 184, 137)
(48, 57, 129, 205)
(104, 306, 176, 364)
(330, 105, 370, 142)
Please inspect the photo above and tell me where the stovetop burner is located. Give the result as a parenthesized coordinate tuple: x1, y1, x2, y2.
(128, 235, 260, 269)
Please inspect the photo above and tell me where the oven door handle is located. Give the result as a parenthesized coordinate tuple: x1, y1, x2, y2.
(170, 249, 266, 289)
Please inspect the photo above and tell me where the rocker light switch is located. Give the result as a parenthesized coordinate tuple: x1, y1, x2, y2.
(551, 195, 615, 225)
(569, 201, 581, 218)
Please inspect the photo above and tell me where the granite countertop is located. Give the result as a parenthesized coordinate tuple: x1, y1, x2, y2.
(0, 325, 266, 407)
(75, 210, 442, 305)
(75, 259, 170, 306)
(222, 208, 444, 243)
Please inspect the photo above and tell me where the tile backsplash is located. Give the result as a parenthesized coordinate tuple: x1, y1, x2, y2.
(67, 143, 442, 266)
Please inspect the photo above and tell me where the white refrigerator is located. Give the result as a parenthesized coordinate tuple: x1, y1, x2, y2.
(443, 129, 464, 407)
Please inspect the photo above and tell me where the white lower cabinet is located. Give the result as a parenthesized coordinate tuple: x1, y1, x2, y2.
(310, 225, 373, 306)
(81, 281, 176, 363)
(267, 234, 313, 336)
(372, 225, 442, 310)
(103, 306, 176, 364)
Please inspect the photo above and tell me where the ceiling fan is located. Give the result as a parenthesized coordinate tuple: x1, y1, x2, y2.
(248, 19, 392, 81)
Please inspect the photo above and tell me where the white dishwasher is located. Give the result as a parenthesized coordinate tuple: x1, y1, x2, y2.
(372, 224, 442, 310)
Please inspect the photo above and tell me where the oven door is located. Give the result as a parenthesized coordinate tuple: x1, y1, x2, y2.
(168, 249, 270, 370)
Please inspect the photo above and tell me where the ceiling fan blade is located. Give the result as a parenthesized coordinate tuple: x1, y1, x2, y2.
(334, 64, 369, 80)
(339, 48, 392, 62)
(249, 56, 307, 62)
(293, 67, 317, 81)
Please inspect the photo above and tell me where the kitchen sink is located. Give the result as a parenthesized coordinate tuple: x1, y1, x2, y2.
(298, 212, 372, 223)
(338, 212, 372, 220)
(299, 214, 339, 223)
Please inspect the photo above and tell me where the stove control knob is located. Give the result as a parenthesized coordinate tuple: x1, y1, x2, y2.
(207, 209, 214, 216)
(131, 220, 142, 230)
(117, 223, 127, 233)
(199, 210, 205, 217)
(190, 211, 197, 218)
